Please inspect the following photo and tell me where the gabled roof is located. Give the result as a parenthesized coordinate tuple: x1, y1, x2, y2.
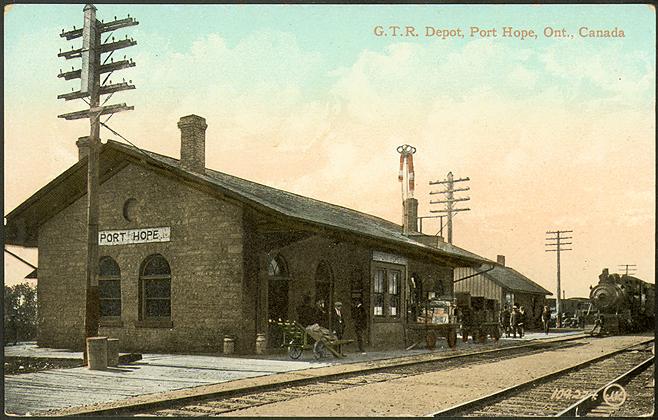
(5, 140, 489, 267)
(486, 265, 552, 295)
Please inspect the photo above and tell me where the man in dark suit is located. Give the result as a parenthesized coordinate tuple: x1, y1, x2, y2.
(296, 294, 316, 327)
(541, 305, 551, 335)
(518, 306, 526, 338)
(510, 305, 519, 338)
(351, 298, 367, 353)
(314, 299, 327, 328)
(500, 305, 511, 338)
(331, 301, 345, 355)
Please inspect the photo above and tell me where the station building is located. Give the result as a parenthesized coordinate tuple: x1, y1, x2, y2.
(454, 255, 552, 329)
(5, 115, 490, 354)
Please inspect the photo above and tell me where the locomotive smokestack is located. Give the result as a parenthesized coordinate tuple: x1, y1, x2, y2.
(599, 268, 609, 281)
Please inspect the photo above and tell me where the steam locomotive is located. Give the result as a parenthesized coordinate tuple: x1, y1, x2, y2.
(589, 268, 655, 335)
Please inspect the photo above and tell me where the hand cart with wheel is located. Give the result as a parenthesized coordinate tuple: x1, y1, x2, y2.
(276, 320, 311, 359)
(406, 298, 459, 350)
(276, 320, 353, 360)
(305, 324, 353, 359)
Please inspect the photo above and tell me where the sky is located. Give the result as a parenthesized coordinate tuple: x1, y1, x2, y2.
(4, 4, 655, 298)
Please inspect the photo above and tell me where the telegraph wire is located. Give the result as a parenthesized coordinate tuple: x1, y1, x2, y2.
(99, 121, 153, 161)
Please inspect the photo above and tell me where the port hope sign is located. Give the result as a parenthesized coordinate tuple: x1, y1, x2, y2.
(99, 227, 171, 245)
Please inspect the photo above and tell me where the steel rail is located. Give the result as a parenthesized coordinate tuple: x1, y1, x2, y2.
(556, 354, 654, 417)
(430, 338, 654, 417)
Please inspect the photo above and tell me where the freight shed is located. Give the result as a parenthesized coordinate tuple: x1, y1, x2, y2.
(4, 114, 490, 354)
(454, 255, 552, 329)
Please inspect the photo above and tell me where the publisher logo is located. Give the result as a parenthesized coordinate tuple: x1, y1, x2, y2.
(602, 383, 627, 407)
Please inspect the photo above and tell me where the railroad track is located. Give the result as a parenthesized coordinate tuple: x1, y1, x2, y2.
(589, 362, 654, 417)
(121, 337, 588, 416)
(432, 339, 654, 417)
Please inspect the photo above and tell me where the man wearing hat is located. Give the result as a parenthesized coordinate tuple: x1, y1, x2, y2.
(509, 305, 519, 338)
(331, 301, 346, 355)
(351, 298, 367, 353)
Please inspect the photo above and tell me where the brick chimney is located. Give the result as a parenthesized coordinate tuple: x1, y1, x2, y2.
(497, 255, 506, 266)
(403, 198, 419, 235)
(76, 136, 90, 161)
(178, 114, 207, 173)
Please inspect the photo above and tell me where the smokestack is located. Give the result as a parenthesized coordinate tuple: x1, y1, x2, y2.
(76, 136, 90, 161)
(403, 198, 418, 235)
(497, 255, 505, 266)
(178, 114, 207, 173)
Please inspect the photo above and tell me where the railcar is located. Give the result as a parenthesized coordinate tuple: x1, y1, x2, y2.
(589, 268, 655, 335)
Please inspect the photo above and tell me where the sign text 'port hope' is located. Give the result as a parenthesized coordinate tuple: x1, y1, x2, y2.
(99, 227, 171, 245)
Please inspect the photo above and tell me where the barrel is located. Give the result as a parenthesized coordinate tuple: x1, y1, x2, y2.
(223, 336, 235, 354)
(107, 338, 120, 367)
(86, 336, 108, 370)
(255, 333, 267, 354)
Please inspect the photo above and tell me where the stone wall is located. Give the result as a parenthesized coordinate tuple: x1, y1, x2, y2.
(37, 162, 245, 353)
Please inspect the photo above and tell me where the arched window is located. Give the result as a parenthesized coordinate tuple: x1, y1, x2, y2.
(267, 254, 290, 347)
(267, 254, 288, 278)
(99, 256, 121, 318)
(139, 254, 171, 320)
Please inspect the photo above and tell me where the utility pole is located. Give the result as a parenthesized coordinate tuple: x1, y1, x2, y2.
(57, 3, 137, 363)
(618, 264, 637, 276)
(429, 172, 470, 244)
(545, 229, 573, 328)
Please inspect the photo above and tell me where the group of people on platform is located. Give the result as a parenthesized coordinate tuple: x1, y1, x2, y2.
(296, 295, 367, 356)
(500, 304, 553, 337)
(500, 304, 527, 338)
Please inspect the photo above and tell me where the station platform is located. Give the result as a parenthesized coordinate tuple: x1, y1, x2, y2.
(4, 330, 585, 415)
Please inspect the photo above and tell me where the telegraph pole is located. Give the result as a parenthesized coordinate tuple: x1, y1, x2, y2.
(545, 229, 573, 328)
(57, 4, 137, 362)
(429, 172, 470, 244)
(618, 264, 637, 276)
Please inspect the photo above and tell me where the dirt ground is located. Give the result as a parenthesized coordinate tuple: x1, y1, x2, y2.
(223, 335, 653, 417)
